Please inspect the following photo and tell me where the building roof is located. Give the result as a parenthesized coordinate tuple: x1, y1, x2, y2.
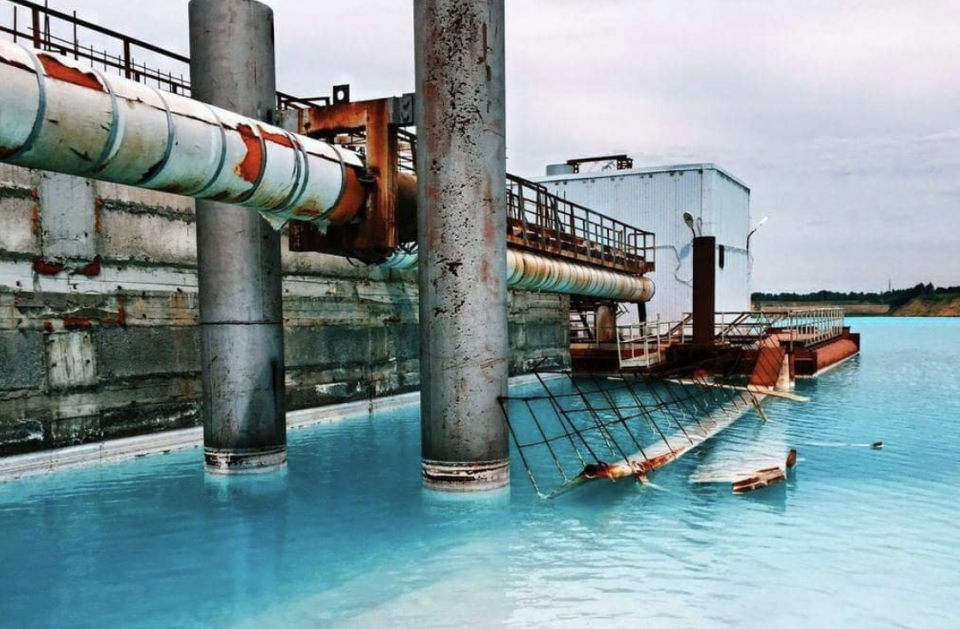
(536, 162, 750, 192)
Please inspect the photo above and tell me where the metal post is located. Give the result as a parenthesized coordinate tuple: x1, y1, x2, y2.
(415, 0, 509, 491)
(189, 0, 286, 474)
(692, 236, 716, 346)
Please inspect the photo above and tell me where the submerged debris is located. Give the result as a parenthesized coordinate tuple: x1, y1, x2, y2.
(731, 449, 797, 495)
(499, 350, 795, 499)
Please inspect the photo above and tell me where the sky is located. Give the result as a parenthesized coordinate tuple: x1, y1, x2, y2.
(22, 0, 960, 292)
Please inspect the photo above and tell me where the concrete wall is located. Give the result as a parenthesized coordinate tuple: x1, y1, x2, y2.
(0, 164, 570, 456)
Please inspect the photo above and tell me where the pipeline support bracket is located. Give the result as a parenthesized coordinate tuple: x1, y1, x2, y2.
(288, 95, 416, 260)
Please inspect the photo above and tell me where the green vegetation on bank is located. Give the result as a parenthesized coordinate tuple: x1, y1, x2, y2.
(753, 284, 960, 317)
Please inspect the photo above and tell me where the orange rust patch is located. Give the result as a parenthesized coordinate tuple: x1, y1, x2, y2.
(38, 54, 104, 91)
(73, 255, 102, 277)
(32, 257, 64, 275)
(102, 296, 127, 327)
(42, 321, 54, 334)
(94, 198, 103, 234)
(292, 204, 323, 219)
(260, 126, 295, 149)
(30, 204, 40, 236)
(326, 166, 368, 226)
(234, 123, 264, 184)
(63, 317, 93, 330)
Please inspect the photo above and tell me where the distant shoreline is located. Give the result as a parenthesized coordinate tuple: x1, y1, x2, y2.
(752, 296, 960, 318)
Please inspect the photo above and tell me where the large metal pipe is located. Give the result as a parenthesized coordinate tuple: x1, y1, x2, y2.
(415, 0, 509, 491)
(383, 248, 656, 303)
(188, 0, 286, 474)
(0, 39, 367, 231)
(692, 236, 717, 346)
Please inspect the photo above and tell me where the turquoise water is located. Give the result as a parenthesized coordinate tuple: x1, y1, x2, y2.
(1, 318, 958, 628)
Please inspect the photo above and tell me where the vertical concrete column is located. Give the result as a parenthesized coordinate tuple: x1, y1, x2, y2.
(595, 304, 617, 344)
(692, 236, 716, 346)
(189, 0, 286, 474)
(415, 0, 509, 491)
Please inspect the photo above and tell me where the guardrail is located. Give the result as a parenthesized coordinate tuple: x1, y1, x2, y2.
(674, 308, 846, 347)
(616, 319, 678, 368)
(506, 174, 655, 275)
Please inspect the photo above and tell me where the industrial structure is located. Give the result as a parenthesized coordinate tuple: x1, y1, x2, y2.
(539, 159, 753, 324)
(0, 0, 860, 495)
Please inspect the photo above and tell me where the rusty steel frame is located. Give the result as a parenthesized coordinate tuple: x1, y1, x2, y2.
(287, 96, 418, 259)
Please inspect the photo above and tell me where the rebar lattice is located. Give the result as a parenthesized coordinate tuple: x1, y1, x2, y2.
(500, 347, 785, 498)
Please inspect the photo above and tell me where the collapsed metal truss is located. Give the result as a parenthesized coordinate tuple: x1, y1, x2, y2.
(499, 350, 786, 499)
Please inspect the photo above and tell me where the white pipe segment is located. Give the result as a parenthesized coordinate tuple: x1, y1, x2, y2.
(0, 40, 364, 230)
(382, 248, 655, 303)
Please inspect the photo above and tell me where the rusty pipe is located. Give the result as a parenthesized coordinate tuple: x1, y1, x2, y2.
(382, 247, 655, 303)
(0, 40, 366, 230)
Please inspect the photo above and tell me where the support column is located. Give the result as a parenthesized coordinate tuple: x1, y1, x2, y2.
(692, 236, 716, 346)
(595, 304, 617, 344)
(189, 0, 286, 474)
(415, 0, 509, 491)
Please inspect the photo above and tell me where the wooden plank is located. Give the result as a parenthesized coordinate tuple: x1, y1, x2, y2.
(731, 466, 786, 494)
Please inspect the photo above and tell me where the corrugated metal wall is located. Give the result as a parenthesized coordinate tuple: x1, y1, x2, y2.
(709, 170, 752, 316)
(538, 164, 751, 324)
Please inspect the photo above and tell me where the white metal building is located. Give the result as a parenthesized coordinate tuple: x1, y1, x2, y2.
(536, 163, 752, 324)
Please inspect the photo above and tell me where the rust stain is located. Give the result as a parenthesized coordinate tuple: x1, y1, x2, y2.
(292, 204, 323, 219)
(63, 317, 93, 330)
(234, 123, 264, 183)
(0, 54, 34, 74)
(30, 203, 40, 236)
(73, 255, 102, 277)
(157, 182, 191, 196)
(38, 54, 104, 91)
(326, 166, 368, 225)
(42, 320, 54, 334)
(32, 257, 64, 275)
(259, 126, 294, 148)
(94, 197, 103, 234)
(102, 296, 128, 327)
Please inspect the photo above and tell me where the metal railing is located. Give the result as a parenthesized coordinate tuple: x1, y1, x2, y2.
(674, 308, 846, 347)
(506, 174, 655, 275)
(615, 319, 678, 369)
(0, 0, 327, 111)
(569, 311, 679, 369)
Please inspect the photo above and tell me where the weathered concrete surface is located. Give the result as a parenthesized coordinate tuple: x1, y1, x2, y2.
(189, 0, 287, 474)
(0, 161, 570, 457)
(415, 0, 510, 490)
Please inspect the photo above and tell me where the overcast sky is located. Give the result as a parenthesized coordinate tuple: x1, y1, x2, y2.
(42, 0, 960, 292)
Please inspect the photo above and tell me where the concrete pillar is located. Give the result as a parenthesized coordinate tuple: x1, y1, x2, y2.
(415, 0, 509, 491)
(775, 353, 794, 392)
(692, 236, 716, 346)
(595, 304, 617, 343)
(189, 0, 286, 474)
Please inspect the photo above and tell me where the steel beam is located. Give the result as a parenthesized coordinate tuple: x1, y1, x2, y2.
(415, 0, 509, 491)
(189, 0, 286, 474)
